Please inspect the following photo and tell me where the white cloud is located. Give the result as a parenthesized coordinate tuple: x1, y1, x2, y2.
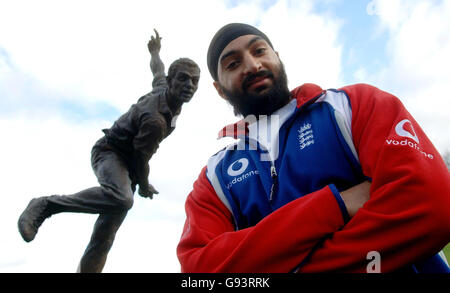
(362, 0, 450, 152)
(260, 0, 344, 89)
(0, 0, 345, 272)
(0, 117, 103, 272)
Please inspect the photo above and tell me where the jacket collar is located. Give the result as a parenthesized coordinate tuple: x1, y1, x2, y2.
(217, 83, 324, 139)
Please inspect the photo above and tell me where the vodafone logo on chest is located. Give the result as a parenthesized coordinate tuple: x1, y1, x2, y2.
(227, 158, 249, 176)
(386, 119, 434, 159)
(225, 158, 260, 190)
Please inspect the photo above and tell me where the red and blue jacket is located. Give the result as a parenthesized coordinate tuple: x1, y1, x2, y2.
(177, 83, 450, 273)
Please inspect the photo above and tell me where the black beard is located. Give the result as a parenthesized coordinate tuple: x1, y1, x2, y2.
(219, 62, 291, 117)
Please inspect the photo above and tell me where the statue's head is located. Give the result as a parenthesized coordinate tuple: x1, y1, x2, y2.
(167, 58, 200, 103)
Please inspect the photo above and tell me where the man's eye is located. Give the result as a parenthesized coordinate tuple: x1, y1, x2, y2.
(255, 47, 266, 55)
(226, 61, 239, 70)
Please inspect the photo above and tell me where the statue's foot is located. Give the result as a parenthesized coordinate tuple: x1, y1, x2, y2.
(18, 197, 51, 242)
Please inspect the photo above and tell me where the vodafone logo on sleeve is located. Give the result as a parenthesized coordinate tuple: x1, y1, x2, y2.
(386, 119, 434, 159)
(395, 119, 419, 144)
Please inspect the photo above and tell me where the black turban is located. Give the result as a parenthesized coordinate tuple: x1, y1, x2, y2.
(207, 23, 273, 81)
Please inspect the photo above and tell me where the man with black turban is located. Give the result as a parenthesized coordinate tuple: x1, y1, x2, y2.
(176, 23, 450, 273)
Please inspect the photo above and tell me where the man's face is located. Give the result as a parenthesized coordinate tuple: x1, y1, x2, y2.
(168, 66, 200, 103)
(213, 34, 291, 117)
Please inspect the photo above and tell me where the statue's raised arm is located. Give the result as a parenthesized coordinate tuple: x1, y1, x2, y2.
(148, 29, 165, 87)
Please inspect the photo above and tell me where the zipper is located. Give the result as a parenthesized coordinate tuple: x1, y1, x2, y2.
(254, 138, 278, 203)
(266, 93, 325, 202)
(269, 164, 278, 202)
(244, 128, 279, 203)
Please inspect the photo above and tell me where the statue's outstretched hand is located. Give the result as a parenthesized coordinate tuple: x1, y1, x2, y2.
(147, 29, 162, 54)
(138, 183, 159, 199)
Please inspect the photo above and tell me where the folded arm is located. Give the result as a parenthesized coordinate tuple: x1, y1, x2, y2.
(298, 84, 450, 272)
(177, 167, 371, 273)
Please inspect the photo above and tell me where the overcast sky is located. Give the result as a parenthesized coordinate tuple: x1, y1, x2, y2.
(1, 0, 449, 272)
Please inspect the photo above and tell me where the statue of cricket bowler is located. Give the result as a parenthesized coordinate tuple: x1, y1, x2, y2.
(18, 30, 200, 273)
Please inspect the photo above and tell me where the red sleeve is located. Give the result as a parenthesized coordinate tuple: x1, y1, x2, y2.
(299, 84, 450, 272)
(177, 167, 346, 273)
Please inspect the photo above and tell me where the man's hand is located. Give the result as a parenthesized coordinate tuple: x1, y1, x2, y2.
(147, 29, 162, 55)
(138, 183, 159, 199)
(340, 181, 371, 217)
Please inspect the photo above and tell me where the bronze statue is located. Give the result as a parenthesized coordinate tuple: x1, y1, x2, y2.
(17, 30, 200, 273)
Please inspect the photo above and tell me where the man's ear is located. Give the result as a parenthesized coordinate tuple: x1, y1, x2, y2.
(213, 81, 228, 101)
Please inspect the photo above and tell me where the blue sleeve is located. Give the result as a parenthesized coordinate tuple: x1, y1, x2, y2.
(328, 184, 350, 223)
(413, 253, 450, 273)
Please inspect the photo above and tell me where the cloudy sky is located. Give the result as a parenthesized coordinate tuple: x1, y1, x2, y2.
(1, 0, 449, 272)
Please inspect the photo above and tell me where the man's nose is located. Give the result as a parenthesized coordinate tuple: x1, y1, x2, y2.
(242, 54, 261, 76)
(184, 79, 194, 90)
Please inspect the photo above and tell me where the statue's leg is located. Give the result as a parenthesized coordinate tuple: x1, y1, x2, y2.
(46, 142, 135, 214)
(18, 146, 133, 242)
(74, 144, 135, 273)
(45, 167, 133, 214)
(77, 211, 127, 273)
(19, 137, 137, 271)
